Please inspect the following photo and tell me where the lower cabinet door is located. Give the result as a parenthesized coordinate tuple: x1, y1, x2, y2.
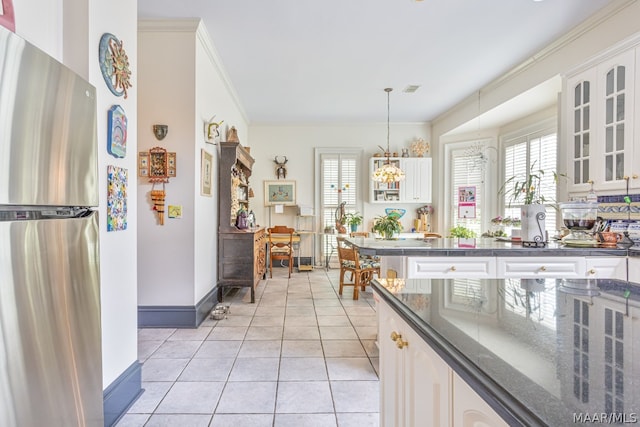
(378, 301, 405, 427)
(403, 325, 451, 427)
(378, 299, 451, 427)
(452, 373, 509, 427)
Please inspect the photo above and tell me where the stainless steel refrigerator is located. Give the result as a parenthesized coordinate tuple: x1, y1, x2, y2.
(0, 27, 103, 426)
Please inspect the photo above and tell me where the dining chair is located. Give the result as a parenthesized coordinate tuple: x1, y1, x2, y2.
(268, 225, 295, 278)
(336, 237, 380, 300)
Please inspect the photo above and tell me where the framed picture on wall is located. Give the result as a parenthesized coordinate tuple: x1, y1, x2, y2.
(264, 180, 296, 206)
(201, 149, 213, 196)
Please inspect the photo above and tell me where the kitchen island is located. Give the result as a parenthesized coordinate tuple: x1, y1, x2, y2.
(346, 237, 631, 282)
(348, 236, 628, 257)
(373, 277, 640, 426)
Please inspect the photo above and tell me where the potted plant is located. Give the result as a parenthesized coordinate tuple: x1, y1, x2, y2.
(344, 212, 363, 233)
(499, 162, 566, 246)
(448, 225, 477, 238)
(372, 213, 403, 240)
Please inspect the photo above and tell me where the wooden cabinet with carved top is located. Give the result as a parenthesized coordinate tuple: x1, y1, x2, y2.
(217, 141, 266, 303)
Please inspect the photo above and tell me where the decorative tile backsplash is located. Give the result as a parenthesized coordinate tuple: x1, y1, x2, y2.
(597, 193, 640, 221)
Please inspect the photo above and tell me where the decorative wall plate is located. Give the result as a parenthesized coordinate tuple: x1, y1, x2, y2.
(99, 33, 132, 98)
(107, 105, 127, 158)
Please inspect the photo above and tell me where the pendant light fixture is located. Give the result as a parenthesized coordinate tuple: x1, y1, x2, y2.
(372, 88, 405, 183)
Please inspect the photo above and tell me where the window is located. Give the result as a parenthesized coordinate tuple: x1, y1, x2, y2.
(449, 144, 485, 237)
(317, 150, 361, 265)
(503, 128, 558, 232)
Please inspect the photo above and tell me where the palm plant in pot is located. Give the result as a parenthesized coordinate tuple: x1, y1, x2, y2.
(344, 212, 363, 233)
(372, 213, 403, 240)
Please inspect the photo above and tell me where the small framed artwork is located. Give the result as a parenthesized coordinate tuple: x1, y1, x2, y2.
(107, 105, 127, 158)
(138, 152, 149, 177)
(201, 149, 213, 196)
(264, 180, 296, 206)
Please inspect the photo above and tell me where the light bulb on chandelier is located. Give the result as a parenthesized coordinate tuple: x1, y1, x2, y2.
(372, 88, 405, 183)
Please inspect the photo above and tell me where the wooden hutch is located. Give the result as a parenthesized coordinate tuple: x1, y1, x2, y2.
(217, 141, 266, 303)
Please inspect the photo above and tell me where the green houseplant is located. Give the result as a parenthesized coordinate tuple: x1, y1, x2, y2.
(344, 212, 364, 233)
(498, 161, 565, 207)
(372, 213, 403, 240)
(498, 162, 566, 245)
(448, 225, 477, 238)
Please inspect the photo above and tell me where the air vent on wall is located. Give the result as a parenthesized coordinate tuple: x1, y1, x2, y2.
(404, 85, 421, 93)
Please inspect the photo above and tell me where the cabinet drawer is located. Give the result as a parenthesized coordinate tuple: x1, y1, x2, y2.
(407, 257, 495, 279)
(585, 257, 626, 280)
(497, 257, 584, 278)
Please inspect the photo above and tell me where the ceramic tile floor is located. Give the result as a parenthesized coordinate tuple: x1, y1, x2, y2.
(116, 267, 380, 427)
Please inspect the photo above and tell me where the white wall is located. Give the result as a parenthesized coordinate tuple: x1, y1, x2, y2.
(13, 0, 61, 57)
(89, 0, 139, 392)
(249, 123, 431, 235)
(14, 0, 139, 390)
(194, 24, 248, 303)
(138, 19, 249, 307)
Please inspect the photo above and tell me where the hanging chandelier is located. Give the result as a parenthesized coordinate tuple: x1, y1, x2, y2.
(372, 88, 405, 183)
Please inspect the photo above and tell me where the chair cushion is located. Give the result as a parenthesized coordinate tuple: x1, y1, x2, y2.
(271, 248, 292, 254)
(341, 258, 380, 269)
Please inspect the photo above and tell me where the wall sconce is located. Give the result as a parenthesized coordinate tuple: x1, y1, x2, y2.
(153, 124, 168, 141)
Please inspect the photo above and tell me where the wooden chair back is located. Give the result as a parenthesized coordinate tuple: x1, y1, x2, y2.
(267, 225, 295, 278)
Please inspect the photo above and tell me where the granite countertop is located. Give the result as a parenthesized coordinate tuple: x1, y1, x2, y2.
(373, 277, 640, 426)
(348, 236, 632, 257)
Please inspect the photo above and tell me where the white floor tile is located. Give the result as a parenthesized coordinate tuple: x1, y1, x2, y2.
(131, 269, 380, 422)
(216, 382, 277, 414)
(276, 381, 334, 413)
(274, 413, 337, 427)
(155, 381, 224, 414)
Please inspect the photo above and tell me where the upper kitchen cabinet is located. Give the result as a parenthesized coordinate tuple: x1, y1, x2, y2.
(564, 36, 640, 194)
(370, 157, 432, 203)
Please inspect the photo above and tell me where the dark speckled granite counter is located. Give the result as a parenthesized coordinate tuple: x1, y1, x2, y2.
(373, 277, 640, 426)
(348, 236, 632, 257)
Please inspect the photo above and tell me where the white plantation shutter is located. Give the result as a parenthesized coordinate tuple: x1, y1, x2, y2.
(320, 153, 359, 258)
(451, 147, 483, 236)
(503, 129, 558, 231)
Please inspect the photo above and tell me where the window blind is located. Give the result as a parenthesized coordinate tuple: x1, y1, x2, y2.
(503, 130, 558, 231)
(451, 148, 483, 236)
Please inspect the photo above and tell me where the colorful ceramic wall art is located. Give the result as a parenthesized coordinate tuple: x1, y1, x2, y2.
(107, 165, 128, 231)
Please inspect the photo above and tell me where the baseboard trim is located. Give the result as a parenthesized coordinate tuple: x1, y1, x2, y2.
(138, 286, 219, 328)
(103, 361, 142, 427)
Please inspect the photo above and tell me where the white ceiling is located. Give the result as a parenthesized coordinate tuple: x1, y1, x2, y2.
(137, 0, 612, 125)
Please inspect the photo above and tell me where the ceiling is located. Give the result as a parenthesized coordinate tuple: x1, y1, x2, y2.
(137, 0, 613, 126)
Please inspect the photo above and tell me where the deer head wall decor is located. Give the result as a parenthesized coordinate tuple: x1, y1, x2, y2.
(274, 156, 288, 179)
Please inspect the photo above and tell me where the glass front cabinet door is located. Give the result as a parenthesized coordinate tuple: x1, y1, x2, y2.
(565, 43, 640, 195)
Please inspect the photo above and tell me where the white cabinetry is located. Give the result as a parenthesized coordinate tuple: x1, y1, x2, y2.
(585, 257, 627, 280)
(497, 257, 585, 279)
(452, 373, 509, 427)
(408, 257, 496, 279)
(400, 158, 432, 203)
(370, 157, 432, 203)
(378, 296, 507, 427)
(407, 256, 623, 280)
(564, 37, 640, 193)
(378, 299, 451, 427)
